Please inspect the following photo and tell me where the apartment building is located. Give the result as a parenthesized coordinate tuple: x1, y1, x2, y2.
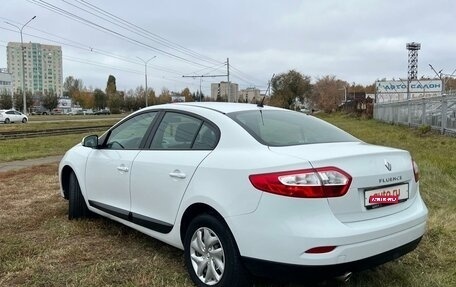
(0, 68, 13, 94)
(210, 81, 238, 102)
(239, 87, 261, 103)
(6, 42, 63, 97)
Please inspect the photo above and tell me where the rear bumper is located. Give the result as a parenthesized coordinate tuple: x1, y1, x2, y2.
(227, 191, 427, 266)
(243, 236, 422, 279)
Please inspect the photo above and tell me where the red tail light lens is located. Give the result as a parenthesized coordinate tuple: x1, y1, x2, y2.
(412, 160, 420, 182)
(305, 246, 337, 254)
(249, 167, 352, 198)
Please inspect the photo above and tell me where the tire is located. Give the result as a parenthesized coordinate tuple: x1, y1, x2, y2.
(4, 118, 10, 124)
(68, 171, 90, 220)
(184, 214, 251, 287)
(22, 118, 27, 123)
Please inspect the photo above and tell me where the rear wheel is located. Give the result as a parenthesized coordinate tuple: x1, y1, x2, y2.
(68, 171, 90, 220)
(22, 117, 27, 123)
(4, 118, 10, 124)
(184, 214, 251, 287)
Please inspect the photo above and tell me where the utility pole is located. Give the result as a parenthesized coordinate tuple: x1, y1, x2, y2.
(183, 58, 234, 102)
(227, 58, 231, 102)
(182, 74, 227, 101)
(137, 56, 156, 107)
(5, 16, 36, 114)
(199, 78, 202, 102)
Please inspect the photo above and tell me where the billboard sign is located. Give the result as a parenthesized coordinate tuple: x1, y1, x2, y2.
(376, 79, 442, 93)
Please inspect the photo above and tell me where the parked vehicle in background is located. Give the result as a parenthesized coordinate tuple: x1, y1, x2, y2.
(31, 105, 51, 115)
(52, 108, 64, 115)
(94, 109, 110, 115)
(82, 109, 94, 115)
(59, 102, 428, 286)
(0, 109, 28, 123)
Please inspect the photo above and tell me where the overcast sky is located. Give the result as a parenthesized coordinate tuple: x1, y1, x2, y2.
(1, 0, 455, 95)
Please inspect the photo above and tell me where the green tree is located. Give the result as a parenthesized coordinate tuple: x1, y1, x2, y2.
(63, 76, 83, 99)
(270, 70, 312, 109)
(14, 90, 33, 113)
(192, 91, 205, 102)
(146, 87, 156, 106)
(106, 75, 121, 113)
(0, 90, 13, 109)
(93, 89, 107, 109)
(158, 88, 171, 104)
(42, 90, 59, 111)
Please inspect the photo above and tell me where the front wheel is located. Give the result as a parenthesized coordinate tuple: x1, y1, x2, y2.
(184, 214, 251, 287)
(22, 117, 27, 123)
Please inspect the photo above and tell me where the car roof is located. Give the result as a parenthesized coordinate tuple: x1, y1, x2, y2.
(146, 102, 283, 114)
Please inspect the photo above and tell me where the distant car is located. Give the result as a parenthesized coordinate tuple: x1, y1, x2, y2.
(83, 109, 94, 115)
(31, 106, 51, 115)
(0, 109, 28, 124)
(59, 103, 428, 286)
(94, 109, 110, 115)
(52, 108, 64, 115)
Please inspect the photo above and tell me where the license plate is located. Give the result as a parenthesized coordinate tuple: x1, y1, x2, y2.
(364, 183, 409, 207)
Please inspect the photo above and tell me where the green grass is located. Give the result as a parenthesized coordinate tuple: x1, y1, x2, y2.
(0, 117, 120, 132)
(0, 113, 455, 286)
(0, 116, 119, 162)
(317, 113, 456, 287)
(0, 132, 107, 162)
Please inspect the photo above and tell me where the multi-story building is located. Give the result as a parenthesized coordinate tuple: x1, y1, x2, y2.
(239, 87, 261, 103)
(0, 68, 13, 94)
(6, 42, 63, 97)
(211, 81, 238, 102)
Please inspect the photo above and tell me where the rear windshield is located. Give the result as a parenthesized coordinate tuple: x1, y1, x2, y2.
(228, 110, 359, 146)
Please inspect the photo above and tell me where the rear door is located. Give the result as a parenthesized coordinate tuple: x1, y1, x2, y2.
(129, 111, 218, 232)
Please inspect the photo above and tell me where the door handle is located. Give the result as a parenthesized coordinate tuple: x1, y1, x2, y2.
(117, 165, 129, 173)
(169, 171, 186, 179)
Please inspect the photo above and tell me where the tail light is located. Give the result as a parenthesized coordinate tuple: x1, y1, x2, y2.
(249, 167, 352, 198)
(412, 160, 420, 182)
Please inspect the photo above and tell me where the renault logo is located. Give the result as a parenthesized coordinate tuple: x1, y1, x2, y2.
(384, 160, 392, 171)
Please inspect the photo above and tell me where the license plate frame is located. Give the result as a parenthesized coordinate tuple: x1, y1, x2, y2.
(364, 183, 409, 208)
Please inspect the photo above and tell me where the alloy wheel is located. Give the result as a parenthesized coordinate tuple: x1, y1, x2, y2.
(189, 227, 225, 285)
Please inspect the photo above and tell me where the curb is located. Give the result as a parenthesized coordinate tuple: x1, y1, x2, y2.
(0, 155, 63, 173)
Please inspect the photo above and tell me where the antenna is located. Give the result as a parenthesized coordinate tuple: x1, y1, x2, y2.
(257, 96, 266, 108)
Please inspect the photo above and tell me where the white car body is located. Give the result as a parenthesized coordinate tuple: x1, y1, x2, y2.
(59, 103, 427, 284)
(0, 109, 28, 123)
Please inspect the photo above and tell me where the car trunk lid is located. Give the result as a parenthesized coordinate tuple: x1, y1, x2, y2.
(269, 142, 417, 223)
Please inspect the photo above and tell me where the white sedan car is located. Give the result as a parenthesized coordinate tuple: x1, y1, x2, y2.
(59, 102, 427, 286)
(0, 109, 28, 123)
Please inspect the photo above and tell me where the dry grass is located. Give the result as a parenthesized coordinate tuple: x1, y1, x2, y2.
(1, 114, 455, 286)
(0, 164, 192, 287)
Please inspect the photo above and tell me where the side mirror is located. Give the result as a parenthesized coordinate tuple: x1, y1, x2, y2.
(83, 135, 99, 148)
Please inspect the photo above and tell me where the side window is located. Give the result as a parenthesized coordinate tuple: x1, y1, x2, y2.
(150, 112, 203, 150)
(105, 112, 157, 150)
(193, 123, 218, 149)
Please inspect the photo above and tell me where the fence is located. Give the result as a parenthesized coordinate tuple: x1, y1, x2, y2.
(373, 95, 456, 135)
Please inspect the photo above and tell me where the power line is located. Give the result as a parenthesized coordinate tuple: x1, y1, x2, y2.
(74, 0, 223, 66)
(26, 0, 217, 68)
(0, 25, 185, 76)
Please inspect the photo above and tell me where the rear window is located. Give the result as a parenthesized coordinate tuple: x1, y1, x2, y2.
(228, 110, 359, 146)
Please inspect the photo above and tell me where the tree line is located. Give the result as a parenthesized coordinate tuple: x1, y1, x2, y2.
(0, 74, 204, 113)
(2, 71, 455, 113)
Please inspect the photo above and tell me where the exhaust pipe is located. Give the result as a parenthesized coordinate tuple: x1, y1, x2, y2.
(335, 272, 352, 283)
